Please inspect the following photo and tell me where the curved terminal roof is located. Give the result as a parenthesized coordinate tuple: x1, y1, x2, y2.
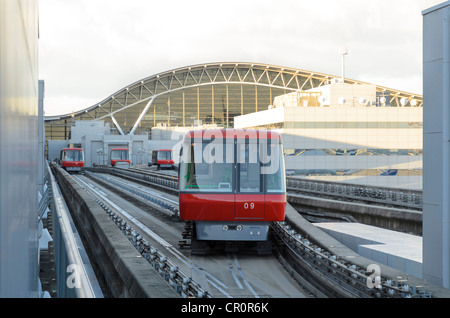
(45, 62, 423, 138)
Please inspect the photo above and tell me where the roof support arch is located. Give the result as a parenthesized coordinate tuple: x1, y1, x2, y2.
(130, 95, 156, 135)
(110, 114, 125, 135)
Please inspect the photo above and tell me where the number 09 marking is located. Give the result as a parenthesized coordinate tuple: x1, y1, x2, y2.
(244, 202, 255, 209)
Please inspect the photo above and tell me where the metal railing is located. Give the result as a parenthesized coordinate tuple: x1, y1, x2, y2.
(273, 221, 432, 298)
(286, 177, 422, 210)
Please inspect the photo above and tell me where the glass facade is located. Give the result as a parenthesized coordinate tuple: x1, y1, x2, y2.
(233, 102, 423, 189)
(44, 63, 423, 141)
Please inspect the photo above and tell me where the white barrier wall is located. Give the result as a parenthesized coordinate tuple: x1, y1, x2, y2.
(0, 0, 39, 297)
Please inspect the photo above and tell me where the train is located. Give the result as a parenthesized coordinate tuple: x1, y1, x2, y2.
(178, 128, 286, 254)
(110, 148, 131, 167)
(60, 147, 84, 173)
(149, 149, 175, 169)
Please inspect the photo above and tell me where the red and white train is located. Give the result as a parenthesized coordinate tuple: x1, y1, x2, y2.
(110, 148, 131, 167)
(60, 147, 84, 173)
(178, 129, 286, 252)
(149, 149, 175, 169)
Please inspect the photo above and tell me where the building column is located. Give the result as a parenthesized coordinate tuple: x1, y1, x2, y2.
(422, 1, 450, 288)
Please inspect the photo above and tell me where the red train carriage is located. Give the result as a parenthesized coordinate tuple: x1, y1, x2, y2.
(110, 148, 131, 167)
(150, 149, 175, 169)
(178, 129, 286, 252)
(60, 148, 84, 173)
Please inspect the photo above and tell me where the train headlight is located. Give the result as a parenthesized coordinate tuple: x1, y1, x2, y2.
(222, 225, 228, 231)
(236, 225, 243, 231)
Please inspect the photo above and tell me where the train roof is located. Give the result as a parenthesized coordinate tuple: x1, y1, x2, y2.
(111, 147, 129, 150)
(183, 128, 282, 140)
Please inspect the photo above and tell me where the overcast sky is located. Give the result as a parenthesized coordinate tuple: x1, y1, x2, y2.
(39, 0, 444, 116)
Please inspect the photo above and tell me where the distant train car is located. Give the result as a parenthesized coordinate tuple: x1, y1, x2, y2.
(60, 148, 84, 173)
(150, 149, 175, 169)
(110, 148, 131, 167)
(178, 129, 286, 253)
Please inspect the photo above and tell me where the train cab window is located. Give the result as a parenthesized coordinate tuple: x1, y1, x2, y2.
(62, 151, 72, 161)
(180, 141, 233, 192)
(238, 142, 260, 193)
(111, 149, 129, 160)
(179, 133, 286, 194)
(63, 149, 84, 162)
(157, 151, 171, 160)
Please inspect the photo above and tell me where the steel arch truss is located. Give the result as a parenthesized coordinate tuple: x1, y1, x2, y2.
(45, 62, 423, 136)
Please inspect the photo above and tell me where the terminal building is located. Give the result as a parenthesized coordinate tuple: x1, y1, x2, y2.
(45, 62, 423, 190)
(234, 82, 422, 190)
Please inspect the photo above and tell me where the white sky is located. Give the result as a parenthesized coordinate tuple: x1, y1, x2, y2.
(39, 0, 444, 116)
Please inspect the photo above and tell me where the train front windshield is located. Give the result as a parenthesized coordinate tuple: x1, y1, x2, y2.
(157, 151, 172, 160)
(111, 150, 130, 160)
(180, 138, 285, 193)
(63, 149, 84, 162)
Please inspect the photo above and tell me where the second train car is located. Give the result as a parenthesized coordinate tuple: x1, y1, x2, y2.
(178, 129, 286, 253)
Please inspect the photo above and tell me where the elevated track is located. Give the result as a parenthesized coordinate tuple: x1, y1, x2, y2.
(56, 165, 449, 298)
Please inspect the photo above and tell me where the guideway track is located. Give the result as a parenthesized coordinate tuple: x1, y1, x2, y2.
(86, 167, 450, 298)
(71, 174, 209, 298)
(51, 165, 179, 297)
(77, 172, 308, 298)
